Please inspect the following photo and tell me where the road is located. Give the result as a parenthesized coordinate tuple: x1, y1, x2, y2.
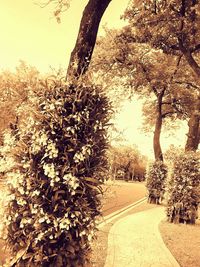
(101, 180, 146, 216)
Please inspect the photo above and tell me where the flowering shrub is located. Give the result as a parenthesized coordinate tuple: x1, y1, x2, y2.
(166, 152, 200, 224)
(146, 160, 167, 204)
(1, 80, 112, 266)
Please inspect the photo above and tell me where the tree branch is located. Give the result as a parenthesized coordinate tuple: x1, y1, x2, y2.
(178, 38, 200, 77)
(162, 111, 175, 118)
(191, 43, 200, 53)
(174, 81, 200, 90)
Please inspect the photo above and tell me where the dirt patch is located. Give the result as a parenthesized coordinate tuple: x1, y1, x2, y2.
(159, 219, 200, 267)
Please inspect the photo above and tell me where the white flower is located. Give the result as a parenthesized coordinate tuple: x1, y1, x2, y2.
(35, 232, 44, 242)
(79, 230, 86, 237)
(32, 190, 40, 197)
(18, 186, 25, 195)
(46, 141, 58, 159)
(17, 198, 26, 206)
(49, 103, 55, 110)
(0, 156, 15, 173)
(39, 217, 45, 223)
(74, 152, 84, 163)
(43, 163, 59, 179)
(55, 177, 60, 182)
(63, 173, 79, 190)
(59, 214, 71, 230)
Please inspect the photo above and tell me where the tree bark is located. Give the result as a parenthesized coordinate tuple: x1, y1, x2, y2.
(178, 41, 200, 151)
(67, 0, 112, 80)
(185, 96, 200, 151)
(178, 39, 200, 76)
(153, 90, 165, 161)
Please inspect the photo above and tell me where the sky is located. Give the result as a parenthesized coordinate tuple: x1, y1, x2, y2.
(0, 0, 188, 159)
(0, 0, 129, 72)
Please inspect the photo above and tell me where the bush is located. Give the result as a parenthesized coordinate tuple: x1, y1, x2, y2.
(166, 152, 200, 224)
(146, 160, 167, 204)
(1, 80, 112, 266)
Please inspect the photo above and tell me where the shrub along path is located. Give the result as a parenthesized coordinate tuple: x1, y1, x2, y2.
(104, 206, 180, 267)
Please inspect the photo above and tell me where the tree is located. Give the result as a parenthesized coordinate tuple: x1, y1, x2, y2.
(107, 145, 147, 181)
(1, 1, 114, 264)
(123, 0, 200, 151)
(92, 29, 187, 161)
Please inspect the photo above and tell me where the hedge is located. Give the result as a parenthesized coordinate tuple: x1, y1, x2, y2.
(166, 152, 200, 224)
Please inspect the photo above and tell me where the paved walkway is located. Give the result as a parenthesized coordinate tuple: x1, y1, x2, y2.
(104, 206, 180, 267)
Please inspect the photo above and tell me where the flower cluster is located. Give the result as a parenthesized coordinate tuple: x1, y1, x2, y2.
(74, 145, 91, 163)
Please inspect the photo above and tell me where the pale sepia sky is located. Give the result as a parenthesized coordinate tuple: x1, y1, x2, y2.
(0, 0, 129, 72)
(0, 0, 187, 158)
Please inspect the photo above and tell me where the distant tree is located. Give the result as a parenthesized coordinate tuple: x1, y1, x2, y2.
(107, 145, 147, 181)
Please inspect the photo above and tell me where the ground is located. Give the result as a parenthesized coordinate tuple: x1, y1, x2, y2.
(0, 181, 199, 266)
(159, 218, 200, 267)
(89, 202, 200, 267)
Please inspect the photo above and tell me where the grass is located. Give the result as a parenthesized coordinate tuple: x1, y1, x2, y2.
(159, 216, 200, 267)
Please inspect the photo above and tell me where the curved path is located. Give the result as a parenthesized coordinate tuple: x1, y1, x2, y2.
(104, 206, 180, 267)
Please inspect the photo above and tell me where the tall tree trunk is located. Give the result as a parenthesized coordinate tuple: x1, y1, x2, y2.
(178, 42, 200, 151)
(153, 114, 163, 161)
(67, 0, 112, 80)
(185, 96, 200, 151)
(153, 90, 165, 161)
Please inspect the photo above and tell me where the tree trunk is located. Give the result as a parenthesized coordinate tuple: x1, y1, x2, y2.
(153, 114, 163, 161)
(178, 40, 200, 76)
(67, 0, 112, 80)
(153, 91, 164, 161)
(185, 96, 200, 151)
(179, 42, 200, 152)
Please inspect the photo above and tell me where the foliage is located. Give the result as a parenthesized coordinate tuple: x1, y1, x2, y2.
(146, 160, 168, 204)
(107, 145, 147, 181)
(123, 0, 200, 151)
(0, 61, 40, 144)
(123, 0, 200, 57)
(0, 78, 112, 266)
(92, 25, 198, 137)
(39, 0, 71, 23)
(164, 144, 184, 166)
(166, 152, 200, 224)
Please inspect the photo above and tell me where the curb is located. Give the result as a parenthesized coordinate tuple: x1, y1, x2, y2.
(98, 197, 147, 228)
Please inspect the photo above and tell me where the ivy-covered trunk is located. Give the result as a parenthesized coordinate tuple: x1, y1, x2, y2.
(167, 152, 200, 224)
(1, 81, 112, 266)
(146, 161, 167, 204)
